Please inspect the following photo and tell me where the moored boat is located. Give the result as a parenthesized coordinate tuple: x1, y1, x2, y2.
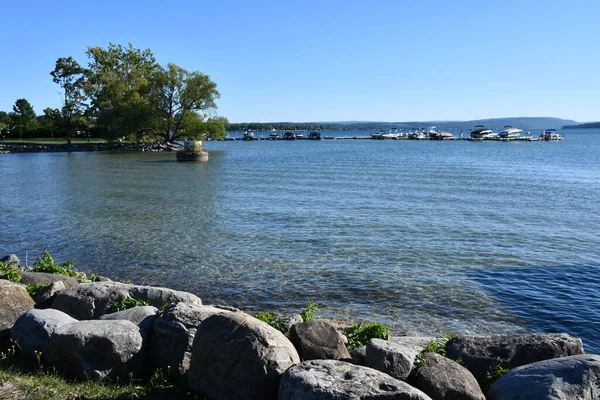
(498, 126, 523, 139)
(308, 131, 321, 140)
(539, 128, 563, 141)
(470, 125, 494, 139)
(243, 130, 256, 140)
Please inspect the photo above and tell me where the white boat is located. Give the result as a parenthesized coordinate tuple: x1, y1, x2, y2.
(539, 129, 563, 141)
(243, 130, 256, 140)
(470, 125, 494, 139)
(498, 125, 522, 139)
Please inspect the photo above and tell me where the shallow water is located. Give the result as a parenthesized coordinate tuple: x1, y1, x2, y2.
(1, 129, 599, 351)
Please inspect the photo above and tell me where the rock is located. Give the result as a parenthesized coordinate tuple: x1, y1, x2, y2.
(366, 338, 425, 380)
(11, 309, 77, 356)
(43, 320, 144, 380)
(279, 359, 432, 400)
(19, 271, 78, 288)
(488, 354, 600, 400)
(51, 282, 202, 320)
(273, 312, 303, 333)
(99, 305, 157, 335)
(290, 320, 351, 361)
(1, 254, 20, 266)
(152, 303, 230, 374)
(0, 280, 35, 339)
(446, 333, 584, 380)
(350, 345, 366, 365)
(413, 353, 485, 400)
(187, 312, 300, 400)
(32, 280, 65, 308)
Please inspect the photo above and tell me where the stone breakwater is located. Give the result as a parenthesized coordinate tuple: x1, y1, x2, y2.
(1, 254, 600, 399)
(0, 141, 182, 154)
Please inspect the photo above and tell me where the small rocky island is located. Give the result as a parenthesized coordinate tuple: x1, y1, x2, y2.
(1, 253, 598, 399)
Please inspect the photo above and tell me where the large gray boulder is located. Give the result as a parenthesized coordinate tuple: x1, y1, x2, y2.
(0, 280, 35, 338)
(488, 354, 600, 400)
(413, 352, 486, 400)
(43, 320, 144, 380)
(99, 305, 157, 336)
(20, 271, 78, 288)
(51, 282, 202, 320)
(11, 309, 77, 356)
(152, 303, 230, 374)
(290, 320, 351, 361)
(366, 338, 426, 380)
(446, 333, 584, 380)
(187, 311, 300, 400)
(279, 359, 432, 400)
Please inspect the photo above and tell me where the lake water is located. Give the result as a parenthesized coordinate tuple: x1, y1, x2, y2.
(1, 129, 599, 352)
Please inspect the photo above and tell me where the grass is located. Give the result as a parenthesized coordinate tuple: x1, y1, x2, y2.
(0, 350, 201, 399)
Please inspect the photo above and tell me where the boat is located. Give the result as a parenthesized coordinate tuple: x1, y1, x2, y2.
(243, 130, 256, 140)
(382, 128, 401, 140)
(371, 130, 386, 140)
(498, 126, 522, 139)
(308, 131, 322, 140)
(269, 131, 279, 140)
(294, 132, 304, 139)
(282, 130, 296, 140)
(470, 125, 494, 139)
(539, 129, 563, 141)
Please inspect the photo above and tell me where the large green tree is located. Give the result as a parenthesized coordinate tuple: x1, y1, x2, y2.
(50, 57, 87, 144)
(84, 43, 157, 142)
(11, 99, 37, 139)
(146, 63, 221, 142)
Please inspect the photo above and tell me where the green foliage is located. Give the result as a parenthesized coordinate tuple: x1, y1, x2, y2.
(11, 98, 38, 138)
(107, 298, 151, 313)
(156, 302, 172, 317)
(413, 336, 454, 371)
(26, 284, 47, 297)
(50, 56, 87, 143)
(300, 302, 319, 322)
(344, 322, 392, 351)
(481, 360, 510, 392)
(32, 251, 85, 281)
(254, 311, 286, 333)
(0, 261, 21, 283)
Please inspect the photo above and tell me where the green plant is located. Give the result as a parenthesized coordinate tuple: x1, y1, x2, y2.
(254, 311, 286, 333)
(107, 298, 150, 313)
(89, 272, 99, 282)
(0, 261, 21, 283)
(26, 283, 47, 297)
(300, 302, 319, 322)
(480, 360, 510, 392)
(344, 322, 392, 351)
(32, 251, 84, 280)
(156, 302, 172, 317)
(413, 335, 458, 371)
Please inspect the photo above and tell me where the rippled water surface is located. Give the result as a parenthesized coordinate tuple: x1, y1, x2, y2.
(1, 130, 599, 351)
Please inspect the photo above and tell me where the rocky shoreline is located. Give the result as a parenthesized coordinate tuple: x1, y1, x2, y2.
(1, 253, 599, 399)
(0, 141, 182, 154)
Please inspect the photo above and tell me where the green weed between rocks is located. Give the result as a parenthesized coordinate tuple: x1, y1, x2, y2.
(253, 311, 286, 333)
(0, 260, 21, 283)
(344, 322, 392, 351)
(32, 251, 88, 282)
(107, 298, 151, 314)
(25, 283, 47, 297)
(300, 302, 319, 322)
(412, 335, 457, 371)
(480, 359, 510, 392)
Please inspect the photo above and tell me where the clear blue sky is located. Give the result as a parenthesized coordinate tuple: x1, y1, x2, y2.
(1, 0, 598, 123)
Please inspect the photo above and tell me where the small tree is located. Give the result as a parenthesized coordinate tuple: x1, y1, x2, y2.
(11, 99, 37, 139)
(146, 63, 220, 142)
(51, 57, 87, 144)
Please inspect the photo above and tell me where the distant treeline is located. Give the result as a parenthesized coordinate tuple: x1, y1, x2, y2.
(227, 122, 417, 132)
(562, 122, 600, 129)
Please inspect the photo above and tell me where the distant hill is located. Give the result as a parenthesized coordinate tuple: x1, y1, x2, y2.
(562, 121, 600, 129)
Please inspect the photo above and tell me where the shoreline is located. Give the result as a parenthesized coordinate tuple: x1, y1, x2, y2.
(0, 141, 181, 154)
